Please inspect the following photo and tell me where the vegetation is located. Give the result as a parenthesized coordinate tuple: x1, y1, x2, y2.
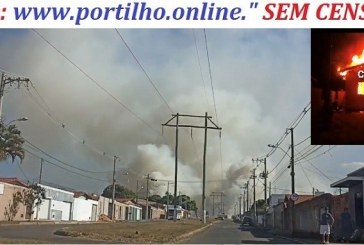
(3, 184, 45, 221)
(101, 185, 198, 211)
(0, 123, 25, 162)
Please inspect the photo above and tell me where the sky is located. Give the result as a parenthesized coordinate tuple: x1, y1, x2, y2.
(0, 29, 363, 215)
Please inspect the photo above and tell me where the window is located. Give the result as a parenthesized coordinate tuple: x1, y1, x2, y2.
(358, 82, 364, 95)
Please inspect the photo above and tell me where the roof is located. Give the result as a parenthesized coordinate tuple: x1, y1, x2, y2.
(331, 167, 364, 188)
(0, 177, 29, 188)
(285, 194, 314, 204)
(74, 191, 99, 201)
(347, 167, 364, 177)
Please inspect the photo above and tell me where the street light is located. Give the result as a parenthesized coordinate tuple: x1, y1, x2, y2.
(5, 117, 28, 126)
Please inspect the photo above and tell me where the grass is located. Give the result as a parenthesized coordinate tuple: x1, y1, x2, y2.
(58, 219, 214, 243)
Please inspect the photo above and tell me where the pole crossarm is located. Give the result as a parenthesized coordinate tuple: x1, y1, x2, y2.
(162, 112, 221, 224)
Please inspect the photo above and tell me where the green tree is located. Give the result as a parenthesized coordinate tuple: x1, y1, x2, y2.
(0, 123, 25, 162)
(102, 184, 136, 199)
(22, 184, 45, 219)
(148, 194, 162, 203)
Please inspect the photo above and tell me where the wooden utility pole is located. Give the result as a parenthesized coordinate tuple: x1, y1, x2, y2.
(250, 167, 257, 223)
(162, 113, 221, 224)
(289, 127, 295, 235)
(245, 181, 249, 212)
(111, 156, 118, 221)
(39, 158, 44, 184)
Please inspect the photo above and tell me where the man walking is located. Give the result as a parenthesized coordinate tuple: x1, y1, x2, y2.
(320, 207, 335, 244)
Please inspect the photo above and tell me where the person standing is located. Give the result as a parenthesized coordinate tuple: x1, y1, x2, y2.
(320, 207, 335, 244)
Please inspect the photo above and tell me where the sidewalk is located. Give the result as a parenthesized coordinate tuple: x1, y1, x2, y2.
(265, 228, 323, 244)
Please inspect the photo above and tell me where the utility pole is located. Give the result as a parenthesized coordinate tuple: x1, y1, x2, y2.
(250, 167, 257, 223)
(146, 173, 150, 221)
(0, 72, 30, 119)
(246, 181, 249, 212)
(136, 180, 139, 204)
(264, 158, 267, 204)
(239, 194, 242, 218)
(111, 156, 118, 221)
(39, 158, 44, 184)
(289, 128, 295, 194)
(145, 174, 157, 220)
(288, 127, 295, 235)
(162, 112, 221, 224)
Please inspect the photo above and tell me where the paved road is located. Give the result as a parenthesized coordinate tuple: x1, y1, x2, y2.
(181, 220, 301, 244)
(0, 223, 109, 243)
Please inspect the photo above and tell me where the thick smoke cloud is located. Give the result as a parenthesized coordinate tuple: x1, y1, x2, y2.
(0, 29, 316, 215)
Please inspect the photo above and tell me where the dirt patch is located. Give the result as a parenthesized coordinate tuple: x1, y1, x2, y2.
(57, 219, 215, 243)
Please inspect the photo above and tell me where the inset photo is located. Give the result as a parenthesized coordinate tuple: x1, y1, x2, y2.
(312, 29, 364, 145)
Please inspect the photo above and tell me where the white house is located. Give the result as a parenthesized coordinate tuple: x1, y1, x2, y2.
(72, 192, 98, 221)
(32, 184, 74, 221)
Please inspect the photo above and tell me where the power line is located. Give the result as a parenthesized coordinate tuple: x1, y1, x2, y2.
(203, 29, 219, 125)
(192, 30, 210, 111)
(114, 29, 173, 113)
(24, 138, 115, 174)
(24, 147, 109, 183)
(32, 29, 162, 138)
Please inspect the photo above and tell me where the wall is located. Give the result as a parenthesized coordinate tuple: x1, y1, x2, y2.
(73, 197, 98, 221)
(0, 183, 27, 221)
(50, 199, 71, 221)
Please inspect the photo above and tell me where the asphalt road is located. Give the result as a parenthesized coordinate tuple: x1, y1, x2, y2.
(181, 220, 301, 244)
(0, 223, 108, 243)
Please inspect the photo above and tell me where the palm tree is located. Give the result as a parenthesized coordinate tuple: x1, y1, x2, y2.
(0, 123, 25, 162)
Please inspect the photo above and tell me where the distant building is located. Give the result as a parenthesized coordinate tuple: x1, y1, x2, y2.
(72, 192, 98, 221)
(32, 183, 74, 221)
(331, 166, 364, 229)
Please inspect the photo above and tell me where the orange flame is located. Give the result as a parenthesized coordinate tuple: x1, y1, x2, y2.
(338, 49, 364, 79)
(351, 49, 364, 67)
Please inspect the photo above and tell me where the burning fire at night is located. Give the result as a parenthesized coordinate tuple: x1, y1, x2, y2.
(338, 49, 364, 78)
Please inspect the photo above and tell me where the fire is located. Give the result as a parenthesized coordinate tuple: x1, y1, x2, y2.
(338, 49, 364, 79)
(351, 50, 364, 66)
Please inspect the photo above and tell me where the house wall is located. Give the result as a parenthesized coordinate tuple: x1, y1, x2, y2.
(345, 70, 364, 111)
(49, 199, 71, 221)
(273, 203, 284, 230)
(73, 197, 98, 221)
(0, 183, 27, 221)
(98, 196, 110, 217)
(33, 185, 74, 221)
(294, 194, 332, 234)
(349, 182, 363, 228)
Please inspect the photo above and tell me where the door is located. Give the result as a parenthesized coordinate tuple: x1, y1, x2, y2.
(354, 192, 364, 228)
(91, 204, 97, 221)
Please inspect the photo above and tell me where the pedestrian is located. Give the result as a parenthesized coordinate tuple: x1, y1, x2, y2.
(320, 207, 335, 244)
(340, 207, 352, 242)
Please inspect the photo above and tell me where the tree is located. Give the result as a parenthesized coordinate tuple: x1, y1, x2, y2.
(102, 184, 136, 199)
(4, 191, 23, 221)
(148, 194, 162, 203)
(22, 184, 45, 219)
(0, 123, 25, 162)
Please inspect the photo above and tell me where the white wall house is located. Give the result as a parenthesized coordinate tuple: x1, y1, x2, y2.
(32, 184, 74, 221)
(72, 192, 98, 221)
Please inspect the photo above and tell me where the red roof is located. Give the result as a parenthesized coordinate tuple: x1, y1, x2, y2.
(0, 177, 29, 188)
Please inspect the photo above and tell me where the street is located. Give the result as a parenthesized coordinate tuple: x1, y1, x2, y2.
(181, 220, 303, 244)
(0, 223, 108, 243)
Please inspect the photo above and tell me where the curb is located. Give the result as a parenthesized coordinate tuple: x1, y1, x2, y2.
(172, 220, 219, 243)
